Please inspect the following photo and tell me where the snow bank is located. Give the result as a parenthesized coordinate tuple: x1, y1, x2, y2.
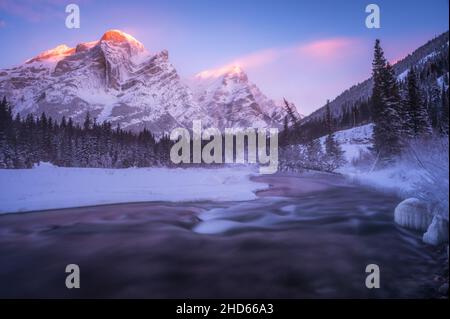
(319, 123, 373, 163)
(423, 216, 449, 245)
(0, 164, 267, 214)
(342, 163, 428, 196)
(334, 125, 435, 198)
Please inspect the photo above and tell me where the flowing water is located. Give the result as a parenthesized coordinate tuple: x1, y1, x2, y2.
(0, 173, 445, 298)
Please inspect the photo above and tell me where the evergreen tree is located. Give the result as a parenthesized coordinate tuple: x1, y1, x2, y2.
(323, 100, 345, 171)
(405, 67, 432, 136)
(283, 98, 302, 143)
(371, 39, 387, 124)
(304, 138, 324, 170)
(280, 115, 290, 146)
(371, 40, 403, 162)
(441, 86, 449, 134)
(427, 73, 441, 130)
(0, 97, 14, 167)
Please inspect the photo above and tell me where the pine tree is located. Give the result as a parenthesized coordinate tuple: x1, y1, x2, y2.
(405, 67, 432, 136)
(441, 86, 449, 134)
(427, 73, 441, 130)
(324, 100, 345, 171)
(371, 40, 403, 162)
(371, 39, 387, 124)
(0, 98, 15, 167)
(304, 138, 324, 170)
(283, 98, 302, 143)
(281, 115, 290, 146)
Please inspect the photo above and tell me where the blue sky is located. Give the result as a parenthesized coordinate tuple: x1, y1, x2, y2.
(0, 0, 448, 114)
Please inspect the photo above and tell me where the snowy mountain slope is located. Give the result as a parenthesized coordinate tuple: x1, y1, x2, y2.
(0, 30, 287, 135)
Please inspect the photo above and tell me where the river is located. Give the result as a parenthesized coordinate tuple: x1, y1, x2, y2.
(0, 172, 445, 298)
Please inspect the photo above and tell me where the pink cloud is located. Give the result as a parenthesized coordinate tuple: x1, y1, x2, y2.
(196, 47, 281, 78)
(297, 37, 359, 61)
(196, 37, 361, 77)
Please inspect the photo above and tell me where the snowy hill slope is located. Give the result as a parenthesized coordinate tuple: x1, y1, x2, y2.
(319, 123, 373, 163)
(303, 31, 449, 123)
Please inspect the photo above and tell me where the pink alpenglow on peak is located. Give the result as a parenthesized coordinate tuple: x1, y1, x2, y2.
(26, 29, 146, 65)
(100, 29, 145, 51)
(196, 64, 245, 79)
(26, 44, 75, 63)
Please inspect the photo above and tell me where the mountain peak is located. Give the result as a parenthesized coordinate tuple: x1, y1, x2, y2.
(100, 29, 145, 50)
(101, 29, 135, 42)
(195, 64, 246, 80)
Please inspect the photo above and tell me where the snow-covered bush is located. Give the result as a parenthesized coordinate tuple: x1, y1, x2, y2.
(279, 142, 329, 172)
(404, 136, 449, 222)
(351, 149, 377, 171)
(279, 144, 306, 172)
(279, 138, 347, 173)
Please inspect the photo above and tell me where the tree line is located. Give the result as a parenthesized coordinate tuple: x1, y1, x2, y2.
(0, 99, 173, 169)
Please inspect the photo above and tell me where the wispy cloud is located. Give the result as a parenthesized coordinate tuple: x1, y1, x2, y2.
(297, 37, 358, 60)
(196, 37, 361, 76)
(0, 20, 6, 28)
(195, 48, 280, 78)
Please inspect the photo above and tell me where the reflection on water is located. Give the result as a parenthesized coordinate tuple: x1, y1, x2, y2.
(0, 173, 445, 298)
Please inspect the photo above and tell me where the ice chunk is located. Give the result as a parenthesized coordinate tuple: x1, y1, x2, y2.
(394, 198, 432, 231)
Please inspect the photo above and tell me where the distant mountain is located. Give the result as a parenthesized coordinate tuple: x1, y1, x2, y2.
(0, 30, 292, 136)
(302, 31, 449, 124)
(188, 65, 297, 129)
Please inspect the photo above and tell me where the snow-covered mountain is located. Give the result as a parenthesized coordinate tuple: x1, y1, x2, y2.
(0, 30, 291, 135)
(188, 65, 296, 129)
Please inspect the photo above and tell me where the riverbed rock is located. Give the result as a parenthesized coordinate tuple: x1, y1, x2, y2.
(423, 216, 449, 245)
(394, 198, 433, 231)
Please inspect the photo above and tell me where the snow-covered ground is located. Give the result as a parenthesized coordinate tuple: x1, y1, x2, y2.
(329, 124, 447, 207)
(0, 163, 267, 214)
(319, 123, 373, 163)
(343, 161, 427, 196)
(329, 123, 422, 196)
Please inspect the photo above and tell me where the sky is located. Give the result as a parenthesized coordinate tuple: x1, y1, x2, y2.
(0, 0, 448, 115)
